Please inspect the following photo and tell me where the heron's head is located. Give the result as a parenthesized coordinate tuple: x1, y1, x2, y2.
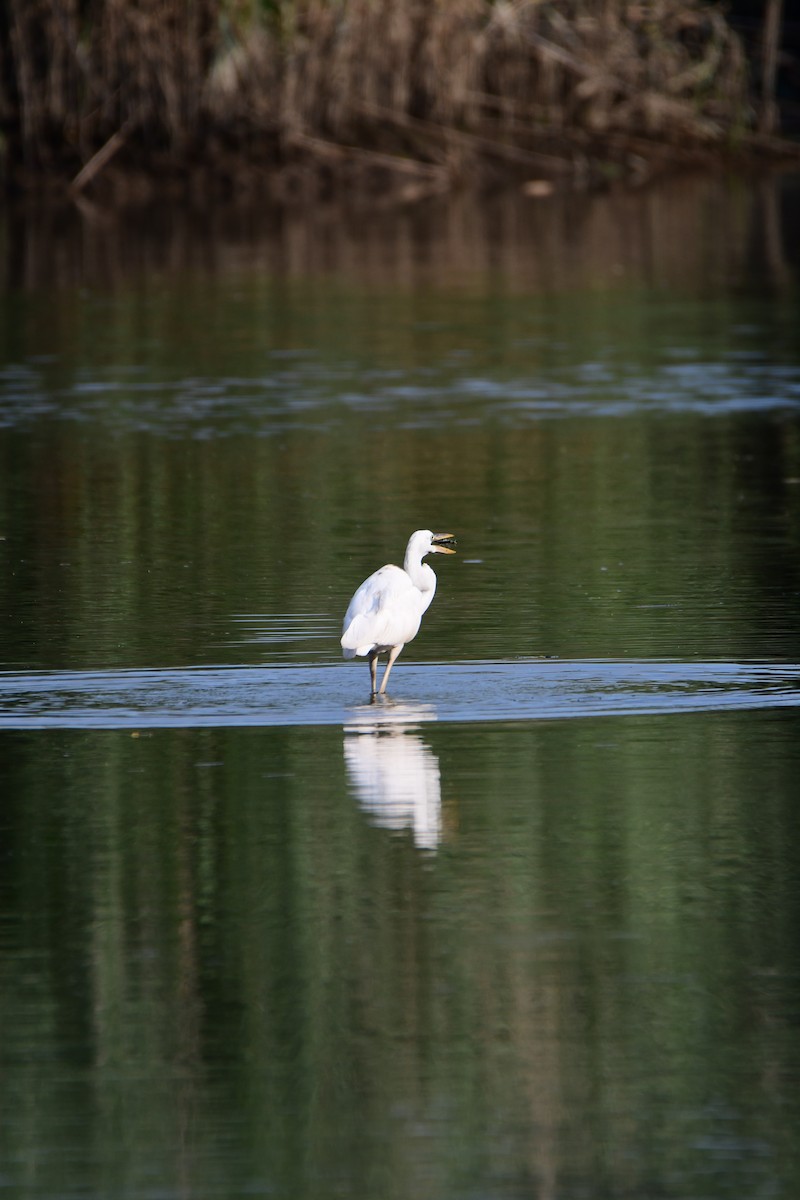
(409, 529, 457, 557)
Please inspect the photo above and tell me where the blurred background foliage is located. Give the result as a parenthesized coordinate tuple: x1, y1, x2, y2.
(1, 0, 779, 198)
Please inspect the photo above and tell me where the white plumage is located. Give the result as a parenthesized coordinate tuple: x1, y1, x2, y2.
(341, 529, 456, 694)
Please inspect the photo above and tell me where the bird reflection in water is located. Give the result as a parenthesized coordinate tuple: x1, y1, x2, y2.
(343, 699, 441, 850)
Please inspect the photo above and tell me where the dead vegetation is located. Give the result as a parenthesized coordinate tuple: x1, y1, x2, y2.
(0, 0, 793, 200)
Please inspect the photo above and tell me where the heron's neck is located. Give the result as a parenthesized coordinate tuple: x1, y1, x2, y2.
(404, 550, 436, 595)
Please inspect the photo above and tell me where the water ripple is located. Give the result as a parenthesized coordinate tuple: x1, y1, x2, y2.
(0, 659, 797, 729)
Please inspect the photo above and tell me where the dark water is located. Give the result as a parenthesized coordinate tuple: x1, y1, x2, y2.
(1, 174, 800, 1198)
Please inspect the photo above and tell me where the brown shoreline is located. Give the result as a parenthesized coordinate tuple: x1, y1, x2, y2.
(2, 0, 798, 205)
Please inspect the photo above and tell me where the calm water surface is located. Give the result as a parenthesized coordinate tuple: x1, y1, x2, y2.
(1, 174, 800, 1198)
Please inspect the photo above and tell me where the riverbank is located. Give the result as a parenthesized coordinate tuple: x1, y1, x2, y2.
(2, 0, 798, 204)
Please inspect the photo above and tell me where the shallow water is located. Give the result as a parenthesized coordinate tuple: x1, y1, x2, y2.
(1, 658, 799, 728)
(1, 174, 800, 1199)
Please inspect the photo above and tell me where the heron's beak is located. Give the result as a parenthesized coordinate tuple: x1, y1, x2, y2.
(431, 533, 457, 554)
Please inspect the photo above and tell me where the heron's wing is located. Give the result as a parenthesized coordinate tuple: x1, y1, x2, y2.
(341, 565, 421, 654)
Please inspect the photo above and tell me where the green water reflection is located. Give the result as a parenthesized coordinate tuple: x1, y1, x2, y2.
(1, 714, 799, 1199)
(1, 173, 800, 1199)
(0, 177, 799, 673)
(2, 311, 800, 670)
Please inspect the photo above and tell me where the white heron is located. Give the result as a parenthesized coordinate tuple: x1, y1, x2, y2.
(341, 530, 457, 694)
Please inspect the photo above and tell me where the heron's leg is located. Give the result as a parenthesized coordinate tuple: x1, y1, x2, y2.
(379, 645, 402, 694)
(368, 651, 379, 694)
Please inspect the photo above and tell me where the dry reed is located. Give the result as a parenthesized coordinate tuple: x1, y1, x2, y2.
(0, 0, 779, 198)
